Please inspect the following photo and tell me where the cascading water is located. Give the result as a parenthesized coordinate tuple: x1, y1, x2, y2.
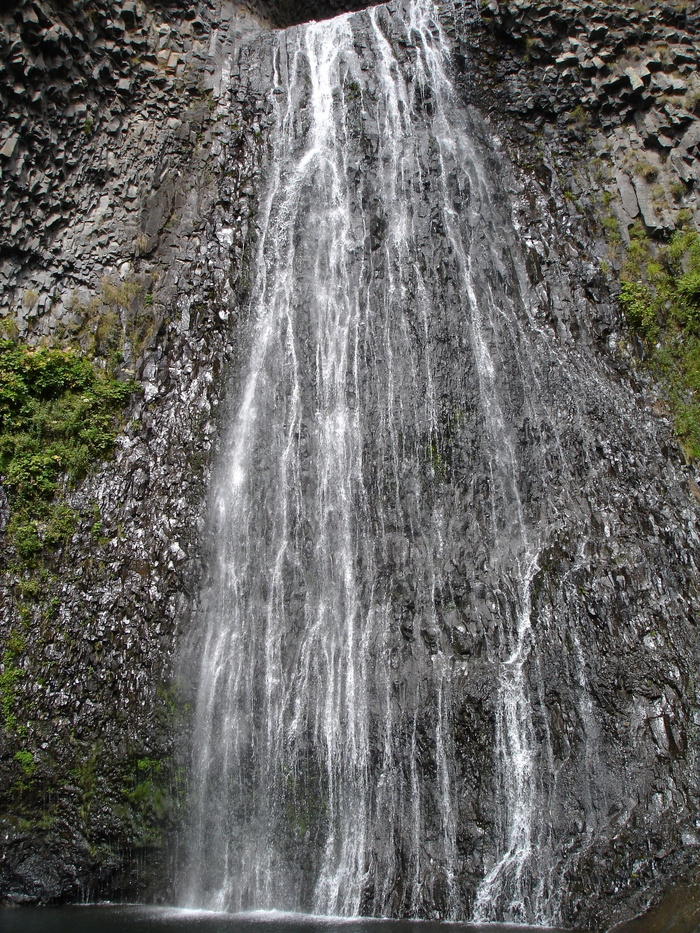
(181, 0, 587, 922)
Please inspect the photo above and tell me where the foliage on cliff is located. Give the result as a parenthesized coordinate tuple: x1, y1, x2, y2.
(619, 225, 700, 460)
(0, 339, 135, 563)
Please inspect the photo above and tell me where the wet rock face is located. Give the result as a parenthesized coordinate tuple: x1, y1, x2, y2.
(452, 1, 700, 927)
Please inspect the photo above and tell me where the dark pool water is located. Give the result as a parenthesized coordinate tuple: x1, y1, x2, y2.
(0, 907, 580, 933)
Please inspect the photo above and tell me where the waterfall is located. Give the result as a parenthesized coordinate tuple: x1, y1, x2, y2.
(182, 0, 572, 922)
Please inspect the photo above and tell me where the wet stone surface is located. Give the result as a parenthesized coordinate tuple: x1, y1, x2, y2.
(0, 0, 698, 930)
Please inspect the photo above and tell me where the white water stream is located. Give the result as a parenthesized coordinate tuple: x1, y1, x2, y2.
(182, 0, 561, 922)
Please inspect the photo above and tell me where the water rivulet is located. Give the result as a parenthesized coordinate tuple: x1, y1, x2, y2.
(181, 0, 700, 925)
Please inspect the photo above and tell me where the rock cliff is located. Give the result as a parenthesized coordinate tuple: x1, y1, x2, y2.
(0, 0, 698, 929)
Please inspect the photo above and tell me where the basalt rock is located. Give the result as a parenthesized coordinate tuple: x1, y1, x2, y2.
(0, 0, 699, 929)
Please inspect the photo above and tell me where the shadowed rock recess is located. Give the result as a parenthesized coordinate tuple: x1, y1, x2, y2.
(255, 0, 386, 26)
(0, 0, 699, 930)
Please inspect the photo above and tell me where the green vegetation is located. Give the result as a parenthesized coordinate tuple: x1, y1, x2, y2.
(14, 749, 35, 776)
(619, 223, 700, 460)
(111, 687, 189, 848)
(71, 744, 99, 823)
(566, 104, 589, 129)
(59, 276, 158, 365)
(1, 629, 26, 733)
(0, 339, 135, 562)
(120, 755, 173, 847)
(426, 441, 447, 478)
(670, 180, 687, 201)
(0, 649, 23, 731)
(602, 213, 622, 247)
(344, 80, 361, 102)
(633, 160, 658, 182)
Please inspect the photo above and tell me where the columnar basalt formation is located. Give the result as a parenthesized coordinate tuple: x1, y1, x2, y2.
(467, 0, 700, 235)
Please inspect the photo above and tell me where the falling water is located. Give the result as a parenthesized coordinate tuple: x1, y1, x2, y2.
(182, 0, 569, 922)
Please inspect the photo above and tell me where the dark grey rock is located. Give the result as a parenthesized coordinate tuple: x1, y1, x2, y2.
(0, 0, 699, 929)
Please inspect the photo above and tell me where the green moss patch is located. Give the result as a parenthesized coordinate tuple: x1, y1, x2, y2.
(0, 649, 23, 732)
(0, 339, 135, 563)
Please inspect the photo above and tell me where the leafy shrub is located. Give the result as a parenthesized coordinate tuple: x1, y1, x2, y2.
(619, 282, 657, 339)
(677, 271, 700, 305)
